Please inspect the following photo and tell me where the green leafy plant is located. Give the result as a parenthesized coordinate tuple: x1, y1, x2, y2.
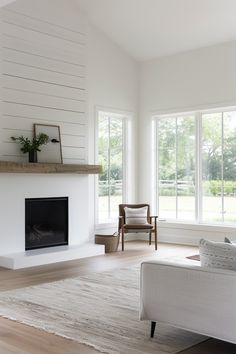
(11, 133, 49, 153)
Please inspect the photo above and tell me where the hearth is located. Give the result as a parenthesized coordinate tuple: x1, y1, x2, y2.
(25, 197, 68, 250)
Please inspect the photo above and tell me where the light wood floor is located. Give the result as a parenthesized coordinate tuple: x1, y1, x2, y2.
(0, 242, 206, 354)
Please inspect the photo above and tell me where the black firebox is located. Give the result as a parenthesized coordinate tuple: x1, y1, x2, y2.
(25, 197, 69, 251)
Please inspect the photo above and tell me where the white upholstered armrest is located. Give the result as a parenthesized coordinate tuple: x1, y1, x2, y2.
(141, 259, 236, 276)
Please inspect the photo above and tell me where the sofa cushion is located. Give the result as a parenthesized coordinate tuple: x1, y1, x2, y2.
(124, 206, 148, 224)
(199, 238, 236, 271)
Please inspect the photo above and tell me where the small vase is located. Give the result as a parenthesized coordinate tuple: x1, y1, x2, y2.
(28, 151, 37, 163)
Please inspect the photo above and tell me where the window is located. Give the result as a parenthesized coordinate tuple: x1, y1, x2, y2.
(155, 108, 236, 225)
(157, 115, 196, 221)
(97, 111, 126, 224)
(202, 111, 236, 223)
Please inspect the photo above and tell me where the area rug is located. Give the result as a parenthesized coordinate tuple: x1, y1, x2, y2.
(0, 266, 206, 354)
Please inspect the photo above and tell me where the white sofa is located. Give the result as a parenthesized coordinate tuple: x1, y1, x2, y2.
(140, 260, 236, 343)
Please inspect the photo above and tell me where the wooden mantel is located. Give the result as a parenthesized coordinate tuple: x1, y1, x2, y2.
(0, 161, 102, 174)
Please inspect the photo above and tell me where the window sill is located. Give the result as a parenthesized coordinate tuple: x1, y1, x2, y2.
(95, 220, 236, 235)
(158, 220, 236, 233)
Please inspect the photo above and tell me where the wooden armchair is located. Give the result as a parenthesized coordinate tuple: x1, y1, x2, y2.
(118, 204, 158, 251)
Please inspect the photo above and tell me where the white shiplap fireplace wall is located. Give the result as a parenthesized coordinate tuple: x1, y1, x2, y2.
(0, 0, 104, 268)
(0, 1, 87, 162)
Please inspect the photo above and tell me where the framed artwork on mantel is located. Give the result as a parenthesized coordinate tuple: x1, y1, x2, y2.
(34, 124, 63, 164)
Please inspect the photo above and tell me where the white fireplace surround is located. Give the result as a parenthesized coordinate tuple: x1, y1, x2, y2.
(0, 174, 104, 269)
(0, 0, 136, 269)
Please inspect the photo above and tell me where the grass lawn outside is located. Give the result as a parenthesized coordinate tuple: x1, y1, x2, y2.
(98, 195, 236, 224)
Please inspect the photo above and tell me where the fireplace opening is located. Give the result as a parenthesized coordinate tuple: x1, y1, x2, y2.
(25, 197, 68, 250)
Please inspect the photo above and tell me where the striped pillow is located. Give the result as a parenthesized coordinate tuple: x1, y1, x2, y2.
(199, 238, 236, 271)
(124, 206, 148, 225)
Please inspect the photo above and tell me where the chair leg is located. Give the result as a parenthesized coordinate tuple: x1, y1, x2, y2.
(154, 219, 157, 250)
(155, 228, 157, 250)
(150, 321, 156, 338)
(149, 231, 152, 245)
(155, 229, 157, 251)
(122, 227, 124, 251)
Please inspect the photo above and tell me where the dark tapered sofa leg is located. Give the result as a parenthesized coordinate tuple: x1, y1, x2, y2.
(150, 321, 156, 338)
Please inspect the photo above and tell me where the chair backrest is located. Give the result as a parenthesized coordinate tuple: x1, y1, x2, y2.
(118, 204, 150, 229)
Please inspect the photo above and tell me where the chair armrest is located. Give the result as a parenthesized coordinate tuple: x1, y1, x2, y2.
(149, 216, 158, 226)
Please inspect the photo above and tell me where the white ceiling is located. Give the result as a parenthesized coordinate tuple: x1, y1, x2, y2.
(76, 0, 236, 61)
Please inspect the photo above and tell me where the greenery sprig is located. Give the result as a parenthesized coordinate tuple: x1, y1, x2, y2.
(11, 134, 49, 153)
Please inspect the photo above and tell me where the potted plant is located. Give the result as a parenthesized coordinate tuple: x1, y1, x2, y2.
(11, 134, 49, 162)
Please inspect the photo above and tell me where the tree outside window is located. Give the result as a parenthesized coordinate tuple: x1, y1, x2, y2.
(157, 115, 195, 220)
(98, 112, 125, 223)
(156, 109, 236, 224)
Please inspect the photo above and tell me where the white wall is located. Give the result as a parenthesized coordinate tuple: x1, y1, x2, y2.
(0, 0, 90, 255)
(139, 41, 236, 244)
(0, 0, 87, 164)
(0, 0, 138, 254)
(87, 24, 138, 235)
(140, 40, 236, 115)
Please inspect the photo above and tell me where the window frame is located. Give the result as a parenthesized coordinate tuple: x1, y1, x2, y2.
(154, 106, 236, 226)
(156, 112, 197, 222)
(95, 108, 129, 227)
